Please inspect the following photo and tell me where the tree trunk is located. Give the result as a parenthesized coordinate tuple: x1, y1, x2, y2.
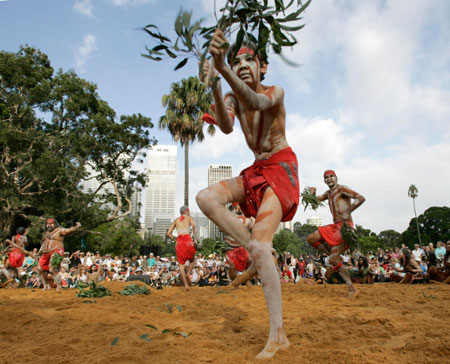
(0, 209, 15, 239)
(184, 142, 189, 207)
(413, 198, 422, 247)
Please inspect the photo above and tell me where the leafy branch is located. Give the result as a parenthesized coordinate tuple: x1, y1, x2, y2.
(300, 187, 324, 211)
(142, 0, 311, 75)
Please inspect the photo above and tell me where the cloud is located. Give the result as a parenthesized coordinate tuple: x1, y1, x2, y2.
(73, 0, 93, 17)
(74, 34, 98, 73)
(107, 0, 157, 6)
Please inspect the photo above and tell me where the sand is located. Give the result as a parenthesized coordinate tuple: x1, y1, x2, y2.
(0, 281, 449, 364)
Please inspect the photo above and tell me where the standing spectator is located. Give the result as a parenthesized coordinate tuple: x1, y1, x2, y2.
(412, 244, 424, 263)
(435, 242, 446, 264)
(297, 257, 306, 278)
(141, 256, 149, 270)
(147, 253, 155, 268)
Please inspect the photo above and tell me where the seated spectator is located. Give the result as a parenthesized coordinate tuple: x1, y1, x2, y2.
(191, 265, 202, 286)
(26, 272, 41, 288)
(58, 267, 69, 288)
(217, 265, 229, 286)
(428, 241, 450, 283)
(77, 266, 89, 286)
(87, 264, 103, 283)
(160, 266, 172, 286)
(68, 266, 78, 287)
(399, 248, 424, 284)
(280, 264, 294, 284)
(350, 256, 373, 284)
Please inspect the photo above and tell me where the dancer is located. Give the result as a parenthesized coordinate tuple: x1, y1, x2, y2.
(197, 29, 299, 359)
(167, 206, 198, 290)
(1, 227, 29, 287)
(306, 170, 365, 298)
(37, 218, 81, 290)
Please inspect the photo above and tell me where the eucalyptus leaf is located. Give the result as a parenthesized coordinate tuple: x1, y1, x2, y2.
(111, 337, 119, 346)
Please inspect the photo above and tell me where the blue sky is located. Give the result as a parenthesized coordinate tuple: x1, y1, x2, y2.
(1, 0, 449, 234)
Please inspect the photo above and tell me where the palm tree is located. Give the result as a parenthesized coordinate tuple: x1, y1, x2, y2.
(159, 76, 215, 207)
(408, 184, 422, 247)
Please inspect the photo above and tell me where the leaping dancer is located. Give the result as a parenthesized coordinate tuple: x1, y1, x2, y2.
(306, 170, 365, 298)
(196, 29, 299, 359)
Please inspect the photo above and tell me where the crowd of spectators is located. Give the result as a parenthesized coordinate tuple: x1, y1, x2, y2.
(1, 240, 449, 289)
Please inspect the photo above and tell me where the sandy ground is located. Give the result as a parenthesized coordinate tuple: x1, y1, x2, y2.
(0, 281, 449, 364)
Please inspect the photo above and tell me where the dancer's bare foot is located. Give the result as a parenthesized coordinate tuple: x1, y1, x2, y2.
(348, 287, 359, 298)
(256, 328, 290, 360)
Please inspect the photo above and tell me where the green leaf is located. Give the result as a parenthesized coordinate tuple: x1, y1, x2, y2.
(165, 48, 177, 59)
(174, 58, 188, 70)
(234, 27, 245, 57)
(111, 337, 119, 346)
(161, 329, 171, 334)
(176, 305, 182, 312)
(145, 324, 158, 330)
(139, 334, 152, 342)
(174, 332, 192, 338)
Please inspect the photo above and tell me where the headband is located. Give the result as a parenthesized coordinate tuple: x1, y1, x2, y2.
(323, 170, 336, 178)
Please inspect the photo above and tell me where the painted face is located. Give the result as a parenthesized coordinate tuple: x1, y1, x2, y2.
(324, 173, 337, 188)
(46, 222, 56, 231)
(231, 48, 260, 85)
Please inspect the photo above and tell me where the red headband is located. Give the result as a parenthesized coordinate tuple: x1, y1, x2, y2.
(323, 170, 336, 178)
(237, 47, 255, 56)
(46, 218, 55, 224)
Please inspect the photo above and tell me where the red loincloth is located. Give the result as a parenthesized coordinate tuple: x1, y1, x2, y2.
(318, 221, 354, 250)
(226, 247, 250, 272)
(39, 248, 64, 271)
(9, 249, 25, 268)
(239, 147, 299, 222)
(176, 234, 196, 265)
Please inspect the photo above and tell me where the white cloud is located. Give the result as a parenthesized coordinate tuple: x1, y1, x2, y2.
(73, 0, 93, 17)
(74, 34, 98, 73)
(107, 0, 157, 6)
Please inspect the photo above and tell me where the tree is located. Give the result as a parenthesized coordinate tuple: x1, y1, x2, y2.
(197, 237, 222, 258)
(408, 184, 422, 247)
(293, 222, 319, 254)
(377, 229, 402, 249)
(273, 228, 304, 257)
(402, 206, 450, 247)
(0, 46, 156, 238)
(86, 218, 143, 257)
(159, 76, 214, 207)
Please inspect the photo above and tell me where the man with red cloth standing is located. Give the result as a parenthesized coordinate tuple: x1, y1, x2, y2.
(1, 227, 28, 287)
(307, 170, 365, 298)
(167, 206, 197, 290)
(197, 29, 299, 359)
(37, 218, 81, 290)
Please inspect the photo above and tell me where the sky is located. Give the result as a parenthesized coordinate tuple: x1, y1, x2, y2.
(1, 0, 449, 234)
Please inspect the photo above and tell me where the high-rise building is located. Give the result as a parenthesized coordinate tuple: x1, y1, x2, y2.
(276, 220, 293, 234)
(306, 216, 322, 227)
(208, 164, 232, 239)
(144, 145, 177, 236)
(191, 212, 209, 242)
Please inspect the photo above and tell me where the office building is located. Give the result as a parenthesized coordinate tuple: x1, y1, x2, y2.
(144, 145, 177, 236)
(208, 164, 232, 239)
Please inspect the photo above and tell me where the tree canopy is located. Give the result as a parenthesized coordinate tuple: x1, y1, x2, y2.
(0, 46, 156, 244)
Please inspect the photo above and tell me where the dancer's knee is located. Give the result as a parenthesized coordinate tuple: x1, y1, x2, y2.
(196, 188, 216, 214)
